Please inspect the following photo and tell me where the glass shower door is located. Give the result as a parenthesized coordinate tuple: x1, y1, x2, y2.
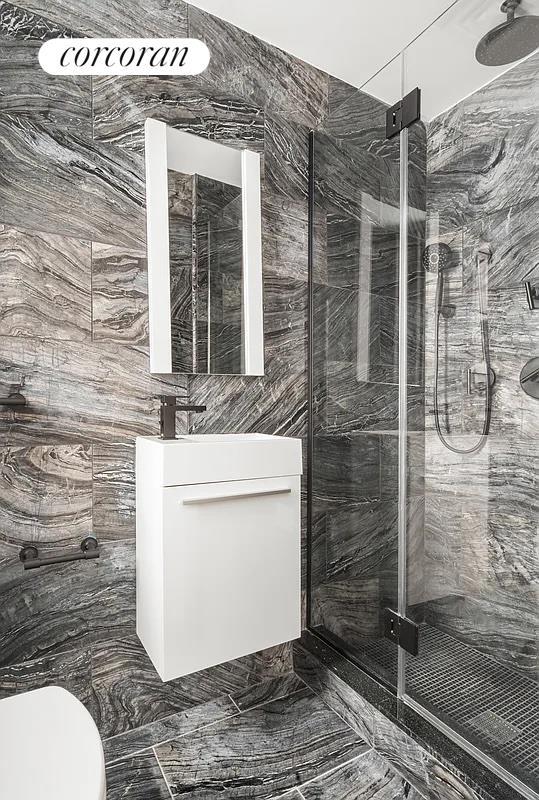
(401, 3, 539, 798)
(308, 60, 404, 689)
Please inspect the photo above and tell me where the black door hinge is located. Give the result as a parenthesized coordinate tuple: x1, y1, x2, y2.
(386, 88, 421, 139)
(384, 608, 419, 656)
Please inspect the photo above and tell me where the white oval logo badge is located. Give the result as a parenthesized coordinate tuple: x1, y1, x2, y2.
(39, 38, 210, 75)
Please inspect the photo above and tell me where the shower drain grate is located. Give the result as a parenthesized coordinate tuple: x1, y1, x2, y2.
(467, 710, 522, 746)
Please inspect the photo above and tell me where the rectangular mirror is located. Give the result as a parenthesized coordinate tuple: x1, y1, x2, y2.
(145, 119, 264, 375)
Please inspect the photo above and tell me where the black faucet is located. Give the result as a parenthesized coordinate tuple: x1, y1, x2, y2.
(159, 395, 206, 440)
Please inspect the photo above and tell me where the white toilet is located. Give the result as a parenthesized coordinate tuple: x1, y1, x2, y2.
(0, 686, 106, 800)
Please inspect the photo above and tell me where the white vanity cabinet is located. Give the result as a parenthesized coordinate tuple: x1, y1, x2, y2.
(136, 434, 302, 681)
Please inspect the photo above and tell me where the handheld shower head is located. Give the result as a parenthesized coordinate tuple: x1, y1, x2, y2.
(476, 0, 539, 66)
(422, 242, 453, 272)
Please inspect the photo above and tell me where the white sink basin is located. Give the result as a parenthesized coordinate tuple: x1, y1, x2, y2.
(136, 434, 302, 486)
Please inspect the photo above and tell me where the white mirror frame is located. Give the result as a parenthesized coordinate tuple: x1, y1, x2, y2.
(144, 118, 264, 375)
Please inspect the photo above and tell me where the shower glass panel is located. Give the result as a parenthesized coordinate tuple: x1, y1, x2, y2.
(401, 3, 539, 798)
(308, 61, 404, 689)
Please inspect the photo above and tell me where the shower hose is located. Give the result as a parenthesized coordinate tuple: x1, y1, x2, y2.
(433, 254, 492, 455)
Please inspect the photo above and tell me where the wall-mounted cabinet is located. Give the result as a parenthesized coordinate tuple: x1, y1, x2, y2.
(136, 434, 302, 681)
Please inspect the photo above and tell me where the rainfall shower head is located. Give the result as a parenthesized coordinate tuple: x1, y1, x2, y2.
(476, 0, 539, 66)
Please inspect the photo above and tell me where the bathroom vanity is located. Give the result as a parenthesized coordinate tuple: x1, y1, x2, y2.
(136, 434, 302, 681)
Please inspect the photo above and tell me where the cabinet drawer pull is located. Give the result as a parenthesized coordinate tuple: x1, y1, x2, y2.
(182, 487, 292, 505)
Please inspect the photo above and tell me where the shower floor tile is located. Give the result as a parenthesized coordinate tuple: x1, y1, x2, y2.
(104, 671, 420, 800)
(316, 623, 539, 794)
(406, 626, 539, 794)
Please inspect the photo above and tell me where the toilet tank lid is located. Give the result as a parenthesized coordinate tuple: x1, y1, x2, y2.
(0, 686, 105, 800)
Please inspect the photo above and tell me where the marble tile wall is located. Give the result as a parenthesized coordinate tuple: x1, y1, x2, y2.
(0, 0, 336, 734)
(421, 52, 539, 678)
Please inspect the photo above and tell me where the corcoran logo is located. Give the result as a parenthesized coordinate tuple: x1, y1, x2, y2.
(38, 38, 210, 75)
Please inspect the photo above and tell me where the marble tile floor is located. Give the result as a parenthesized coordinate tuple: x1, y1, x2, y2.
(103, 672, 424, 799)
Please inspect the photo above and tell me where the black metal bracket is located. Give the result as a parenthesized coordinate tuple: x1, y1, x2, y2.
(0, 391, 27, 407)
(19, 536, 100, 570)
(384, 608, 419, 656)
(525, 281, 539, 310)
(386, 88, 421, 139)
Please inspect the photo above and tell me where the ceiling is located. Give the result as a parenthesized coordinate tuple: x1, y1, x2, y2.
(186, 0, 539, 120)
(186, 0, 458, 90)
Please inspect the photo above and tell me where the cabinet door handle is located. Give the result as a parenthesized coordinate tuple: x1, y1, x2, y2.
(182, 487, 292, 505)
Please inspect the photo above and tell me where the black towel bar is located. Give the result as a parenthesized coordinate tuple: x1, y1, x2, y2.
(19, 536, 100, 570)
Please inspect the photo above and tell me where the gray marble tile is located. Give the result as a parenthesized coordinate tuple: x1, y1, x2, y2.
(0, 443, 92, 550)
(0, 225, 91, 342)
(465, 200, 539, 291)
(0, 38, 90, 130)
(375, 707, 482, 800)
(264, 112, 310, 203)
(327, 76, 359, 118)
(323, 85, 394, 163)
(427, 121, 538, 230)
(313, 433, 381, 505)
(105, 750, 171, 800)
(230, 672, 305, 712)
(373, 711, 432, 798)
(428, 52, 539, 169)
(0, 336, 188, 447)
(263, 273, 307, 380)
(92, 634, 293, 738)
(0, 0, 77, 39)
(298, 750, 422, 800)
(0, 547, 87, 665)
(487, 501, 537, 596)
(424, 591, 537, 678)
(316, 364, 400, 435)
(17, 0, 188, 37)
(0, 116, 145, 247)
(313, 132, 382, 224)
(93, 74, 265, 153)
(325, 211, 362, 289)
(325, 499, 398, 584)
(188, 5, 328, 129)
(154, 688, 368, 798)
(262, 194, 309, 283)
(425, 762, 482, 800)
(0, 640, 93, 711)
(311, 577, 384, 647)
(103, 695, 238, 763)
(0, 540, 135, 668)
(188, 373, 307, 438)
(406, 498, 426, 609)
(92, 442, 136, 541)
(92, 242, 148, 347)
(293, 644, 375, 747)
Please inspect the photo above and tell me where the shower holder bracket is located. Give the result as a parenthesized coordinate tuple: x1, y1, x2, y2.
(467, 365, 496, 395)
(386, 88, 421, 139)
(383, 608, 419, 656)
